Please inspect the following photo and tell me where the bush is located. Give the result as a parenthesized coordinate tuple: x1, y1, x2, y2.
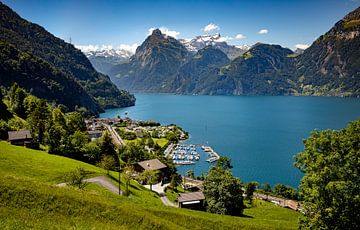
(63, 167, 89, 189)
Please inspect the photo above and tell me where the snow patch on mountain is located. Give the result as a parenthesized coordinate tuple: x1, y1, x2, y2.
(179, 34, 251, 59)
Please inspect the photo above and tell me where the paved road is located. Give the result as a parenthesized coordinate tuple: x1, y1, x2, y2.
(56, 176, 122, 195)
(144, 182, 178, 208)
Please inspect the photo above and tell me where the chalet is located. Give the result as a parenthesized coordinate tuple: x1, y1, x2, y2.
(134, 159, 167, 182)
(8, 130, 35, 147)
(178, 191, 205, 210)
(134, 159, 167, 173)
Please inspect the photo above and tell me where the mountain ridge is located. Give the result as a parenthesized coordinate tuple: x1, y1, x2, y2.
(0, 2, 135, 114)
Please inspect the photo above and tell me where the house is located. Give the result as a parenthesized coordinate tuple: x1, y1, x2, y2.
(134, 159, 168, 182)
(134, 159, 167, 173)
(8, 130, 36, 148)
(178, 191, 205, 210)
(88, 130, 103, 140)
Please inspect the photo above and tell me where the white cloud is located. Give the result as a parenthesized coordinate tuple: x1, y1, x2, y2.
(147, 27, 180, 38)
(235, 34, 246, 39)
(295, 44, 310, 50)
(75, 43, 138, 54)
(216, 36, 233, 42)
(118, 43, 138, 54)
(258, 29, 268, 34)
(202, 23, 220, 33)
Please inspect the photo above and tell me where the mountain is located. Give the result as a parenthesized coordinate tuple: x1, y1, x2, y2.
(0, 2, 135, 114)
(110, 7, 360, 97)
(76, 46, 133, 75)
(110, 29, 189, 92)
(179, 34, 249, 60)
(188, 43, 296, 95)
(0, 41, 100, 112)
(168, 46, 230, 94)
(295, 6, 360, 96)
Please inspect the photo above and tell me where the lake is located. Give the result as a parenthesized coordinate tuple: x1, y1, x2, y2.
(101, 94, 360, 187)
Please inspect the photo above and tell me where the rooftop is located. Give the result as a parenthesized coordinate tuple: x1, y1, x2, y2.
(178, 191, 205, 203)
(8, 130, 32, 141)
(136, 159, 167, 171)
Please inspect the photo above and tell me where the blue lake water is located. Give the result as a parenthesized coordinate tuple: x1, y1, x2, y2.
(101, 94, 360, 188)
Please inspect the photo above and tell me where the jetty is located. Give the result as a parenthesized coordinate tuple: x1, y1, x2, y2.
(201, 145, 220, 163)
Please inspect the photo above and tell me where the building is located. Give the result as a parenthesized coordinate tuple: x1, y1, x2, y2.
(134, 159, 167, 173)
(88, 130, 103, 140)
(8, 130, 35, 147)
(134, 159, 168, 182)
(178, 191, 205, 210)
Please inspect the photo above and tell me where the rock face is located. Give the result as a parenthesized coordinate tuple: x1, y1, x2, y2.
(110, 29, 189, 92)
(0, 2, 135, 114)
(168, 46, 230, 94)
(191, 43, 296, 95)
(110, 7, 360, 97)
(295, 6, 360, 96)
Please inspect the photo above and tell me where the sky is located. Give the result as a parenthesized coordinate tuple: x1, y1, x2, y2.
(2, 0, 360, 52)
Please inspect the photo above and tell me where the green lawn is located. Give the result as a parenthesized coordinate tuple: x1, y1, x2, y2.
(0, 141, 300, 229)
(153, 138, 169, 147)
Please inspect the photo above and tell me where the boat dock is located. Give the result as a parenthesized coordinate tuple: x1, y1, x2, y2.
(201, 145, 220, 163)
(164, 143, 221, 165)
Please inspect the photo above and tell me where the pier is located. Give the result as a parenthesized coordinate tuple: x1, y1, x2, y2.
(201, 145, 220, 163)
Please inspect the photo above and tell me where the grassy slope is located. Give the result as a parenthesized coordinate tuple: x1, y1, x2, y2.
(0, 141, 300, 229)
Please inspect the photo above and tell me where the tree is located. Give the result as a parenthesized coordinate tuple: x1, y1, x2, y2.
(122, 165, 137, 196)
(203, 158, 244, 216)
(216, 156, 233, 170)
(99, 131, 119, 166)
(7, 83, 27, 118)
(26, 98, 50, 143)
(63, 167, 88, 189)
(170, 174, 182, 191)
(65, 111, 86, 134)
(245, 182, 258, 204)
(121, 142, 148, 164)
(262, 183, 272, 200)
(273, 184, 298, 200)
(294, 119, 360, 229)
(0, 92, 11, 120)
(97, 155, 117, 175)
(140, 169, 159, 191)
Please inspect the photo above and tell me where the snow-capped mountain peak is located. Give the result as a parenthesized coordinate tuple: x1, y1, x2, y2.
(179, 34, 250, 60)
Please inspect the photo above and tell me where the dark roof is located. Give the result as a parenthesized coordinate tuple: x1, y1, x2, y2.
(88, 130, 103, 134)
(136, 159, 167, 171)
(178, 191, 205, 203)
(8, 130, 32, 141)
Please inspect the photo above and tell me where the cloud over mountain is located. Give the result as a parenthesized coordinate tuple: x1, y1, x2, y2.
(203, 23, 220, 33)
(258, 29, 269, 34)
(147, 27, 180, 38)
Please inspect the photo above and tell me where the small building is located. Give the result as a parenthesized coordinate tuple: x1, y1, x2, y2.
(178, 191, 205, 210)
(88, 130, 103, 140)
(134, 159, 167, 173)
(134, 159, 168, 183)
(8, 130, 34, 147)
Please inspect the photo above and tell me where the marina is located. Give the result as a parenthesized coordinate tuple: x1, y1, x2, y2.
(170, 144, 200, 165)
(167, 143, 220, 165)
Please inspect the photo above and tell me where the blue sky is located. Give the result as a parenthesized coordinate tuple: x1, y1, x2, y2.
(2, 0, 360, 51)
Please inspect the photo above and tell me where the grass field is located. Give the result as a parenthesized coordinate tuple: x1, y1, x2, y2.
(0, 141, 300, 229)
(153, 138, 169, 147)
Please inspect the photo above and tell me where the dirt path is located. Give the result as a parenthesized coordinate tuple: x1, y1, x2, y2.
(56, 176, 122, 195)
